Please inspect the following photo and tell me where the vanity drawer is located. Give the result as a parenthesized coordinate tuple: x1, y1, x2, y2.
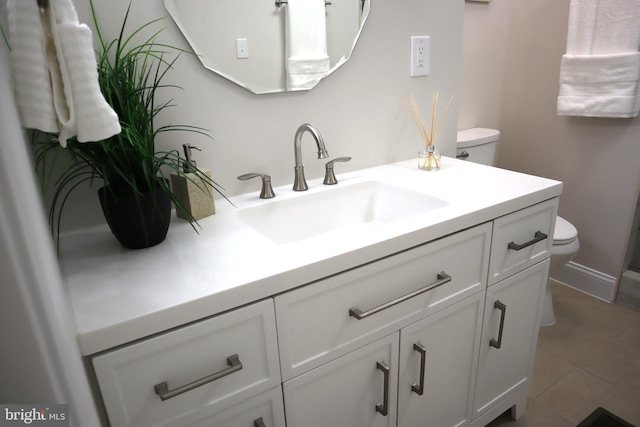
(92, 299, 281, 427)
(188, 386, 286, 427)
(488, 198, 558, 285)
(275, 223, 491, 381)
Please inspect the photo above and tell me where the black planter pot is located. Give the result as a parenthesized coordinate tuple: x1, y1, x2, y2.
(98, 182, 172, 249)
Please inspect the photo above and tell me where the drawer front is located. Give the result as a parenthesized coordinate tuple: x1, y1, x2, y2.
(488, 198, 558, 285)
(188, 386, 285, 427)
(93, 299, 281, 427)
(275, 223, 491, 381)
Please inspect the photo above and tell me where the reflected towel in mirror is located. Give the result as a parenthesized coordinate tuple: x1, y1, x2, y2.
(285, 0, 330, 90)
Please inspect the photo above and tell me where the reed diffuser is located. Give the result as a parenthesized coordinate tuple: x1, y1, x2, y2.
(409, 93, 453, 171)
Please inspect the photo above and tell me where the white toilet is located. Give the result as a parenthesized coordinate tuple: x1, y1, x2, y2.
(457, 128, 580, 326)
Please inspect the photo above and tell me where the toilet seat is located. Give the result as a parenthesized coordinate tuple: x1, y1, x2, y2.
(553, 216, 578, 245)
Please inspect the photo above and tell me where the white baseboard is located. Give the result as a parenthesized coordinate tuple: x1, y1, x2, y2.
(550, 261, 617, 302)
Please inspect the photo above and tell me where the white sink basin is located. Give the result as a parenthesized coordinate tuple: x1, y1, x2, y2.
(238, 180, 448, 244)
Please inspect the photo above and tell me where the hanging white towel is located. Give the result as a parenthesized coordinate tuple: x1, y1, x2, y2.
(558, 0, 640, 118)
(285, 0, 330, 90)
(7, 0, 121, 146)
(7, 0, 59, 133)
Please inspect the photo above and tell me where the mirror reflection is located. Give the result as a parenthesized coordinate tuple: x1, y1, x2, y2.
(164, 0, 370, 94)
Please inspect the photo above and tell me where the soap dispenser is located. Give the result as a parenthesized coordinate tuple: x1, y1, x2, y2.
(170, 144, 216, 220)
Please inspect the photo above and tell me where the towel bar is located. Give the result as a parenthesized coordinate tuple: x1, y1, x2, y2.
(275, 0, 332, 6)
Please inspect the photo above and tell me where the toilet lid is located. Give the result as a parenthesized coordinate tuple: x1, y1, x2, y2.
(554, 216, 578, 245)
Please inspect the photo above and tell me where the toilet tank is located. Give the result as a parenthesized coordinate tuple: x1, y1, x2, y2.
(456, 128, 500, 166)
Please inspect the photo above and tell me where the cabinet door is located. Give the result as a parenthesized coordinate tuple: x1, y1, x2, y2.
(398, 291, 484, 427)
(473, 259, 549, 419)
(283, 332, 399, 427)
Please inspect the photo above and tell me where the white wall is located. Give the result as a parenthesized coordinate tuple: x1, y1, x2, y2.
(64, 0, 465, 230)
(458, 0, 509, 131)
(459, 0, 640, 300)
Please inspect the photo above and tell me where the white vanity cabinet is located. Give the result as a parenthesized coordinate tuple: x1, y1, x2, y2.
(76, 161, 563, 427)
(276, 199, 558, 427)
(471, 199, 557, 425)
(276, 224, 491, 427)
(89, 198, 558, 427)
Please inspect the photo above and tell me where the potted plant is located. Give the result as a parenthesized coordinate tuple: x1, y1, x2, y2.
(34, 0, 225, 250)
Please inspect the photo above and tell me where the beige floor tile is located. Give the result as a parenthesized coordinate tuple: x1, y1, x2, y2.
(537, 311, 640, 396)
(528, 345, 574, 398)
(535, 368, 640, 426)
(486, 398, 573, 427)
(616, 325, 640, 351)
(550, 282, 630, 339)
(535, 314, 610, 365)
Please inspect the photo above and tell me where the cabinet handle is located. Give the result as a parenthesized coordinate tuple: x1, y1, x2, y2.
(254, 417, 267, 427)
(411, 343, 426, 395)
(489, 301, 507, 349)
(349, 272, 451, 320)
(154, 354, 243, 401)
(507, 231, 548, 251)
(375, 360, 390, 416)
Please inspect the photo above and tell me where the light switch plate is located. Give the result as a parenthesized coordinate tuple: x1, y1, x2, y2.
(236, 38, 249, 59)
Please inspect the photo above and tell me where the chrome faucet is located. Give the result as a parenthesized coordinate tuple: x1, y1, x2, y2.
(293, 123, 329, 191)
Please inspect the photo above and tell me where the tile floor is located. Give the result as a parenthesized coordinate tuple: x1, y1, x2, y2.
(487, 281, 640, 427)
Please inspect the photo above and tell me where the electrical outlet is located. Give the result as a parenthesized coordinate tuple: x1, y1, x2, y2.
(410, 36, 430, 77)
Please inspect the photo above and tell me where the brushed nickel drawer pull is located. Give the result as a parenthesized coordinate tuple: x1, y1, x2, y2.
(254, 417, 267, 427)
(349, 272, 452, 320)
(489, 301, 506, 349)
(507, 231, 548, 251)
(376, 360, 390, 416)
(411, 343, 426, 395)
(154, 354, 243, 401)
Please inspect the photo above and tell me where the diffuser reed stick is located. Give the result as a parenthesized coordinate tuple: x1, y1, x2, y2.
(409, 93, 453, 170)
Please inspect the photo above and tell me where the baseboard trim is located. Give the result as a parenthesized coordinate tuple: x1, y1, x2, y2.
(550, 261, 617, 302)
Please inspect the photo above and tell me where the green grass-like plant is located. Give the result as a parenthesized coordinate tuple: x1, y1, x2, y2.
(32, 0, 226, 248)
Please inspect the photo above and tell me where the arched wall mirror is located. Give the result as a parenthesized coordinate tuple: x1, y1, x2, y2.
(164, 0, 371, 94)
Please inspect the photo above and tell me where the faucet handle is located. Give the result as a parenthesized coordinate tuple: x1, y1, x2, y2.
(237, 173, 276, 199)
(323, 157, 352, 185)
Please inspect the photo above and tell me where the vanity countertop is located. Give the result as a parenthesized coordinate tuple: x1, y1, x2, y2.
(59, 158, 562, 355)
